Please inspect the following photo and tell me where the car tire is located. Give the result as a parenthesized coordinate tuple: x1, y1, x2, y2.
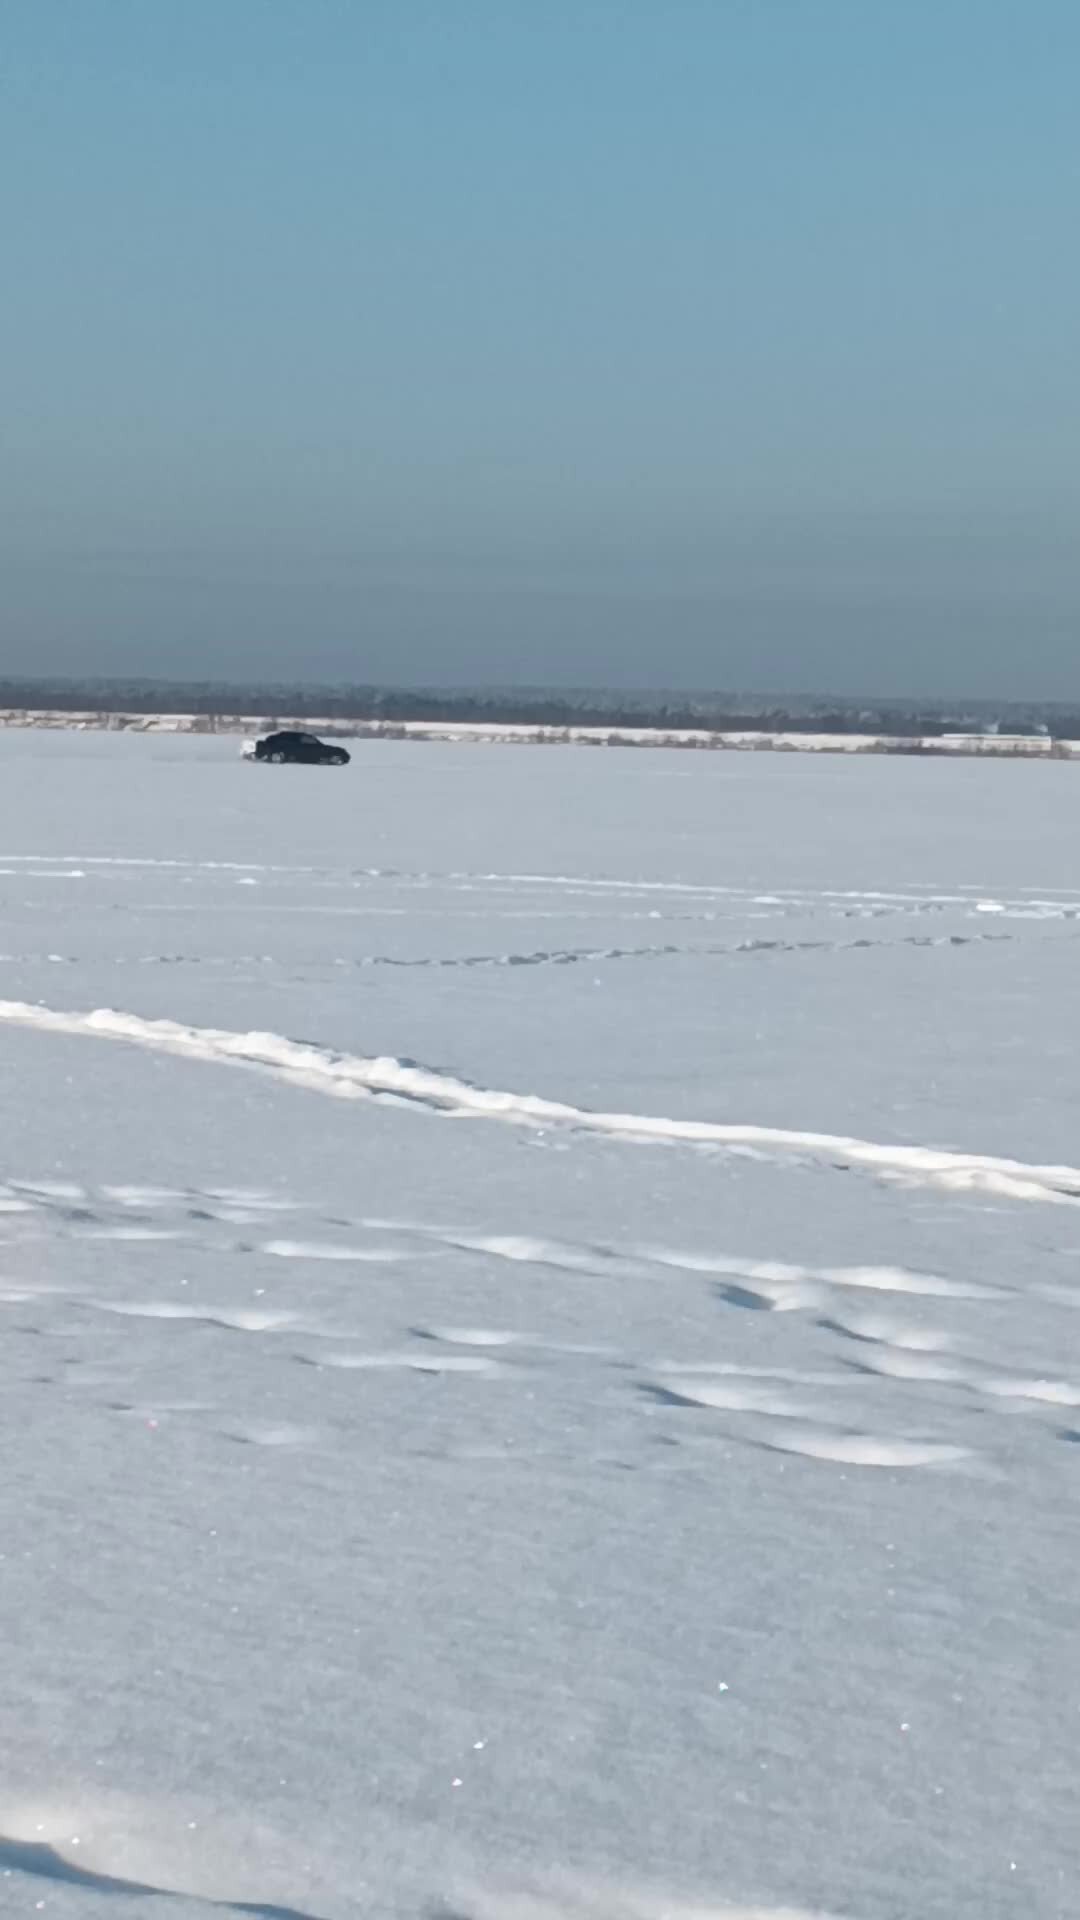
(268, 752, 286, 764)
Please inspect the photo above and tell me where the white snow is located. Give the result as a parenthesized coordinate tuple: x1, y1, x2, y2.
(0, 730, 1077, 1920)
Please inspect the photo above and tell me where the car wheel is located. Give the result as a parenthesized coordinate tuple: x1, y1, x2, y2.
(268, 751, 286, 764)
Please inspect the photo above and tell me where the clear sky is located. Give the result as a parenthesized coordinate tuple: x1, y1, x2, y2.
(2, 0, 1077, 697)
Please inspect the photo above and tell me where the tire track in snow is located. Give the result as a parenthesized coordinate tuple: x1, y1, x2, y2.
(7, 854, 1080, 918)
(0, 929, 1019, 971)
(0, 998, 1078, 1204)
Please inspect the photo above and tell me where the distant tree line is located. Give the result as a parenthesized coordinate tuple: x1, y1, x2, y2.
(0, 679, 1075, 738)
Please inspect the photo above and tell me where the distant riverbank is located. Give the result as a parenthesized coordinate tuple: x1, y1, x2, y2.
(2, 709, 1078, 758)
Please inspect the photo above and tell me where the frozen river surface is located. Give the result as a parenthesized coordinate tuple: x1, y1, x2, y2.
(0, 731, 1078, 1920)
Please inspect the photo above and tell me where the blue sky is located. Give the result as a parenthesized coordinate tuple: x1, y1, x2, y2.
(2, 0, 1077, 695)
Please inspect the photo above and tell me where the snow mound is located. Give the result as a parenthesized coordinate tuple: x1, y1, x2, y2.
(0, 997, 1078, 1204)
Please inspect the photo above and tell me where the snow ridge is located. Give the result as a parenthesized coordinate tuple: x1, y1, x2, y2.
(0, 997, 1077, 1204)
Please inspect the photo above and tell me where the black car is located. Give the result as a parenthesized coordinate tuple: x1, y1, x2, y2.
(248, 730, 350, 766)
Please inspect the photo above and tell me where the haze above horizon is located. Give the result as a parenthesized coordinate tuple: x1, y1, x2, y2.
(2, 1, 1077, 698)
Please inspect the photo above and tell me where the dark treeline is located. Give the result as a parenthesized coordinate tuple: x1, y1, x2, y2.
(0, 679, 1075, 738)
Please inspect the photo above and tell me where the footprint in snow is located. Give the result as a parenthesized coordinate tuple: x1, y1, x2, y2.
(9, 1180, 87, 1201)
(641, 1377, 817, 1419)
(260, 1239, 410, 1263)
(221, 1421, 319, 1448)
(412, 1325, 523, 1348)
(91, 1301, 299, 1333)
(841, 1349, 967, 1384)
(715, 1280, 824, 1313)
(976, 1375, 1080, 1407)
(73, 1226, 187, 1242)
(818, 1311, 954, 1351)
(297, 1350, 503, 1375)
(747, 1419, 973, 1469)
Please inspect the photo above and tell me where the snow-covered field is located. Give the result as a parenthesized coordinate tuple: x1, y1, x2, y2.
(1, 730, 1077, 1919)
